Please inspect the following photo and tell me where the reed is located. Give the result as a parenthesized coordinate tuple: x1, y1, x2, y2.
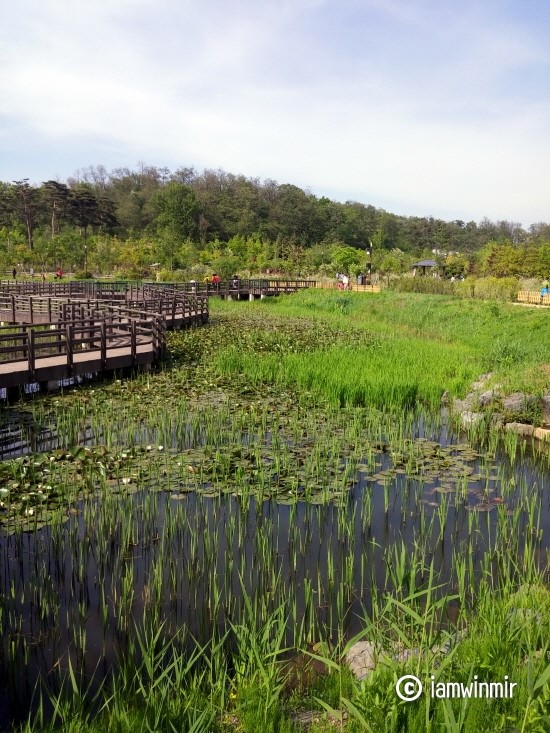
(0, 290, 548, 732)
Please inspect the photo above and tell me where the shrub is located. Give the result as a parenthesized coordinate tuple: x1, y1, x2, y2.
(391, 276, 520, 302)
(390, 277, 455, 295)
(469, 276, 520, 302)
(156, 268, 188, 282)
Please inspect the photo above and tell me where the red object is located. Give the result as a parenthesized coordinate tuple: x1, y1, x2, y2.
(212, 274, 220, 284)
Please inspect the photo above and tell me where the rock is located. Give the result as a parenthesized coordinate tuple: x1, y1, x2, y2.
(502, 392, 537, 412)
(490, 413, 504, 429)
(291, 709, 347, 729)
(471, 373, 493, 390)
(508, 607, 543, 623)
(460, 411, 483, 426)
(542, 395, 550, 425)
(533, 427, 550, 441)
(478, 390, 497, 406)
(281, 648, 331, 690)
(394, 646, 420, 663)
(452, 394, 475, 413)
(504, 422, 534, 437)
(345, 641, 377, 680)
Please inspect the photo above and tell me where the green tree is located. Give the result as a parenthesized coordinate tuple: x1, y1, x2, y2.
(330, 244, 363, 275)
(42, 181, 72, 238)
(477, 241, 521, 277)
(151, 182, 200, 268)
(12, 180, 41, 249)
(444, 253, 469, 277)
(377, 248, 411, 277)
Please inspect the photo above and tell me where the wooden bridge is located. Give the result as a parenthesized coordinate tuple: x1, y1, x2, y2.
(0, 286, 209, 396)
(0, 278, 314, 300)
(0, 278, 316, 396)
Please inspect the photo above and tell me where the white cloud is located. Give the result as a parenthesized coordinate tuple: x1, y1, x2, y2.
(1, 0, 549, 224)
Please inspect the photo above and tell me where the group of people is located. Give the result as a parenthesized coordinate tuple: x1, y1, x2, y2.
(11, 267, 47, 280)
(336, 273, 350, 290)
(204, 274, 241, 288)
(336, 273, 368, 290)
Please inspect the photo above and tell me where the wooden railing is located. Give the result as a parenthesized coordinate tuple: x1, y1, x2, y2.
(0, 278, 314, 299)
(314, 282, 381, 292)
(518, 290, 550, 305)
(0, 293, 209, 390)
(143, 279, 315, 296)
(0, 293, 208, 327)
(0, 302, 166, 366)
(0, 280, 146, 300)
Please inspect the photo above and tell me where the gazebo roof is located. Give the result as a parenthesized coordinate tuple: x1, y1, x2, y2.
(412, 259, 438, 267)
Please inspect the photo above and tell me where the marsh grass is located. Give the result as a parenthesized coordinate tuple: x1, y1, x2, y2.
(251, 290, 550, 396)
(0, 289, 549, 731)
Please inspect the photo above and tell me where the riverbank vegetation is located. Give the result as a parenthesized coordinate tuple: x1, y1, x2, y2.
(2, 165, 550, 281)
(0, 290, 549, 731)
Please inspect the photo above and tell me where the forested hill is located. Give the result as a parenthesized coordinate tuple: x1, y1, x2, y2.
(1, 164, 549, 278)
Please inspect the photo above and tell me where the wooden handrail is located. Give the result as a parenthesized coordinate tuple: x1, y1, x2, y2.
(0, 282, 216, 389)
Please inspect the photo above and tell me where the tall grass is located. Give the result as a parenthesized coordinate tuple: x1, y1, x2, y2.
(1, 288, 549, 732)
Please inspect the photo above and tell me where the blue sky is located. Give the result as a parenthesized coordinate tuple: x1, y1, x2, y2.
(1, 0, 549, 226)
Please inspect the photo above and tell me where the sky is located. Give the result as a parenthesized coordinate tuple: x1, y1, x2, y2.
(1, 0, 550, 227)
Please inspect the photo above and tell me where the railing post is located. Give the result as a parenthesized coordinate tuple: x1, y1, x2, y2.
(131, 319, 137, 366)
(11, 295, 15, 323)
(100, 320, 107, 369)
(27, 329, 35, 380)
(66, 324, 73, 375)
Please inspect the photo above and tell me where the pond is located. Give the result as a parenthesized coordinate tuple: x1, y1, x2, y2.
(0, 399, 548, 730)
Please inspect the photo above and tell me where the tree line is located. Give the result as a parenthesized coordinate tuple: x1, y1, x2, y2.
(1, 163, 549, 279)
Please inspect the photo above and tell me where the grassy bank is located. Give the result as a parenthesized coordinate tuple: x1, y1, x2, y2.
(209, 289, 550, 409)
(22, 576, 550, 733)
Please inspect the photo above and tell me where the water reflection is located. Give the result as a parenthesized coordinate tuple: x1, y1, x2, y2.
(0, 422, 548, 729)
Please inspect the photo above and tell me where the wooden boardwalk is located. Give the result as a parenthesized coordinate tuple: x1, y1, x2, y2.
(0, 278, 314, 300)
(0, 293, 208, 330)
(0, 278, 317, 395)
(0, 287, 208, 393)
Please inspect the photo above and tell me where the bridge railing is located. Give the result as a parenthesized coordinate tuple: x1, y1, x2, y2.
(0, 285, 211, 390)
(517, 290, 550, 305)
(0, 278, 313, 303)
(0, 312, 164, 379)
(0, 293, 207, 328)
(141, 279, 315, 295)
(0, 280, 137, 298)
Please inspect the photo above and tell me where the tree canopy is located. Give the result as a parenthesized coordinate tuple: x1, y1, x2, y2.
(0, 163, 548, 279)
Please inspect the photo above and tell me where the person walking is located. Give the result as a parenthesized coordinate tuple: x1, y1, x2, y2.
(12, 267, 16, 280)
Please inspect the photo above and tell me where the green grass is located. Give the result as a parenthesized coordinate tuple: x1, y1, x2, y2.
(207, 290, 550, 411)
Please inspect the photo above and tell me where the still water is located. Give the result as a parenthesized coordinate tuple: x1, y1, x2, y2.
(0, 414, 548, 730)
